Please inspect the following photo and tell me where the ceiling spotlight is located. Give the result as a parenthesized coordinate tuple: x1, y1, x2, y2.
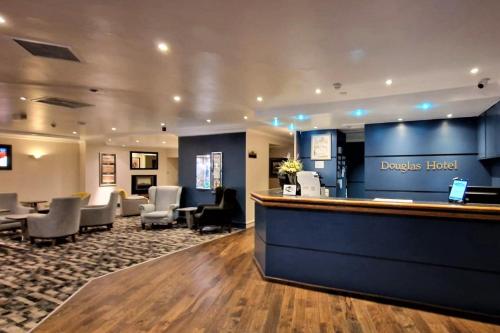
(206, 119, 211, 123)
(122, 144, 126, 147)
(135, 139, 140, 143)
(0, 16, 6, 24)
(162, 141, 166, 144)
(256, 96, 263, 102)
(173, 95, 181, 102)
(107, 138, 112, 142)
(243, 116, 248, 120)
(20, 96, 27, 101)
(447, 113, 453, 118)
(157, 42, 169, 53)
(385, 79, 393, 86)
(470, 68, 479, 75)
(315, 88, 322, 95)
(111, 127, 117, 131)
(313, 126, 318, 129)
(72, 131, 78, 135)
(160, 122, 166, 126)
(398, 118, 403, 122)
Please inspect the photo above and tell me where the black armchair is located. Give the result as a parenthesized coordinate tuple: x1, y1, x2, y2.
(194, 188, 236, 234)
(195, 186, 224, 215)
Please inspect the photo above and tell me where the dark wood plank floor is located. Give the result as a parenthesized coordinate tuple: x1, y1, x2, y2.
(34, 229, 500, 333)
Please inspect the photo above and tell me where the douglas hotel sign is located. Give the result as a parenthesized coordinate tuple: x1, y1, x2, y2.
(380, 160, 458, 173)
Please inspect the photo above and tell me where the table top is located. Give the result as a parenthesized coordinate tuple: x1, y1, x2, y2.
(0, 209, 9, 213)
(4, 214, 29, 220)
(21, 200, 48, 204)
(177, 207, 197, 212)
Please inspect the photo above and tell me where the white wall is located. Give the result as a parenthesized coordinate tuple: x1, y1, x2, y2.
(0, 135, 80, 201)
(84, 144, 178, 205)
(245, 130, 293, 226)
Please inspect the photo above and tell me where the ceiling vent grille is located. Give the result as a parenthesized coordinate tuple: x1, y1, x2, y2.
(13, 38, 80, 62)
(33, 97, 93, 109)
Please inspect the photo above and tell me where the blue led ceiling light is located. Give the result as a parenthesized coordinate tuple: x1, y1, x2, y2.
(416, 102, 434, 111)
(350, 109, 368, 117)
(288, 123, 296, 131)
(271, 117, 281, 127)
(294, 114, 310, 121)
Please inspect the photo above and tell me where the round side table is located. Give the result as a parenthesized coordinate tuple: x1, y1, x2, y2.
(176, 207, 197, 229)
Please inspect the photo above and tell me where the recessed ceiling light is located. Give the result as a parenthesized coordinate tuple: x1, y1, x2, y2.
(108, 138, 112, 142)
(243, 116, 248, 120)
(20, 96, 27, 101)
(315, 88, 322, 95)
(135, 140, 140, 143)
(160, 122, 166, 126)
(398, 118, 403, 122)
(157, 42, 169, 53)
(385, 79, 393, 86)
(206, 119, 211, 123)
(122, 144, 126, 147)
(111, 127, 117, 131)
(289, 132, 293, 136)
(173, 95, 181, 102)
(470, 68, 479, 75)
(0, 16, 6, 24)
(313, 126, 318, 129)
(447, 113, 453, 118)
(256, 96, 263, 102)
(162, 141, 166, 144)
(72, 131, 78, 135)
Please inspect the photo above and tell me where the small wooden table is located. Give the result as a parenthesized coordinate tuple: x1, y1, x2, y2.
(177, 207, 197, 229)
(21, 200, 48, 212)
(5, 214, 29, 242)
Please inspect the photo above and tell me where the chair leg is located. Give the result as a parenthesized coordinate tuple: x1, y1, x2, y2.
(30, 237, 35, 244)
(107, 224, 112, 230)
(141, 223, 145, 230)
(71, 234, 76, 242)
(51, 239, 56, 246)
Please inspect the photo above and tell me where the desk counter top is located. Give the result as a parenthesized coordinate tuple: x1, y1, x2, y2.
(251, 189, 500, 221)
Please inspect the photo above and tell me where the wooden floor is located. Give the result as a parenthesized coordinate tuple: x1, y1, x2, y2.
(34, 229, 500, 333)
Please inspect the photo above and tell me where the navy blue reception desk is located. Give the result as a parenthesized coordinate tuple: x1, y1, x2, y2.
(252, 190, 500, 317)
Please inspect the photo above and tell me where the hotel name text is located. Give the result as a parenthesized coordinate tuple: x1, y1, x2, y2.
(380, 160, 458, 173)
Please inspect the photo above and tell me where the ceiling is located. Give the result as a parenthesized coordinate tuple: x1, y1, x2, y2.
(0, 0, 499, 146)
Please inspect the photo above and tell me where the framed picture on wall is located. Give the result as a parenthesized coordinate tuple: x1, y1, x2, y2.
(311, 134, 331, 160)
(196, 154, 211, 190)
(0, 144, 12, 170)
(99, 153, 116, 186)
(269, 158, 286, 177)
(211, 152, 223, 190)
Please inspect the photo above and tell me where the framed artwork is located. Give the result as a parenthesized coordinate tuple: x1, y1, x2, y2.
(131, 157, 141, 169)
(196, 154, 211, 190)
(311, 134, 331, 160)
(211, 152, 223, 189)
(99, 153, 116, 186)
(269, 158, 286, 177)
(0, 144, 12, 170)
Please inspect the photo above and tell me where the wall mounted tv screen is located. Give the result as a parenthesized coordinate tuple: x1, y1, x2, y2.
(0, 145, 12, 170)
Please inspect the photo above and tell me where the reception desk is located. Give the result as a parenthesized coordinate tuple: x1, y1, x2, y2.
(251, 190, 500, 317)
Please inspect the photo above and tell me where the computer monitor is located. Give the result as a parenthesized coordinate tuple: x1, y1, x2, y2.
(448, 179, 468, 203)
(448, 184, 500, 204)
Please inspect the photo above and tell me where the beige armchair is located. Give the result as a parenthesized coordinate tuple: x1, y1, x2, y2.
(80, 191, 119, 231)
(27, 197, 81, 245)
(140, 186, 182, 229)
(117, 189, 148, 216)
(72, 192, 91, 206)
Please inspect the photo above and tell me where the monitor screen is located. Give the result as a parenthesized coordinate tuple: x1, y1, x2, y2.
(449, 179, 468, 202)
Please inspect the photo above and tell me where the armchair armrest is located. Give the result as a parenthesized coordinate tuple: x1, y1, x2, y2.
(139, 204, 155, 214)
(16, 204, 32, 214)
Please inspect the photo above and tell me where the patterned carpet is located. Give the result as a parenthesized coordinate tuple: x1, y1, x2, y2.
(0, 216, 234, 333)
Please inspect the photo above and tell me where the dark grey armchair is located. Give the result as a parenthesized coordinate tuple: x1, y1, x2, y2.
(194, 188, 237, 234)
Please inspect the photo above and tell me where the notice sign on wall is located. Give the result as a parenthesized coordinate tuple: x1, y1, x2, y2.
(380, 160, 458, 173)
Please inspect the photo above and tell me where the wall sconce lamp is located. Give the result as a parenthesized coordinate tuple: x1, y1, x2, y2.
(30, 152, 44, 159)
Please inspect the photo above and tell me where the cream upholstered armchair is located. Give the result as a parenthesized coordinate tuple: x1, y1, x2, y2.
(80, 191, 119, 231)
(27, 197, 81, 245)
(139, 186, 182, 229)
(0, 193, 31, 232)
(117, 189, 148, 216)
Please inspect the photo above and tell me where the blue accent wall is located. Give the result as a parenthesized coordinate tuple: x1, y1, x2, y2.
(178, 132, 246, 224)
(297, 130, 338, 196)
(365, 117, 492, 201)
(478, 101, 500, 160)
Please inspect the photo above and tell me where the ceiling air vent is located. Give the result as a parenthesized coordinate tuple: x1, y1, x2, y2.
(33, 97, 93, 109)
(13, 38, 80, 62)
